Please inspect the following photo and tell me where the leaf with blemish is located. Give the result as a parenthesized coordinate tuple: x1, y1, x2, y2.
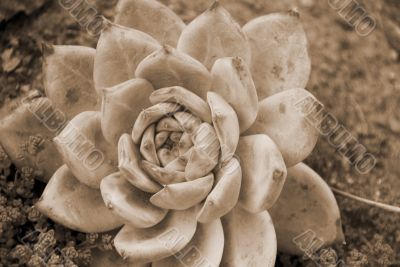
(43, 45, 100, 119)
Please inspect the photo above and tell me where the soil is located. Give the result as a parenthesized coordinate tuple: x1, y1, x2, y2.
(0, 0, 399, 266)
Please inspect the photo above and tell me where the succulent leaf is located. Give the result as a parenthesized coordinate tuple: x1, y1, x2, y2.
(36, 165, 123, 233)
(114, 208, 197, 264)
(102, 78, 154, 145)
(132, 103, 181, 144)
(245, 88, 319, 167)
(149, 86, 212, 123)
(43, 45, 100, 119)
(236, 134, 287, 213)
(135, 45, 212, 100)
(211, 57, 258, 133)
(150, 174, 214, 210)
(118, 134, 162, 193)
(115, 0, 185, 47)
(177, 1, 251, 70)
(207, 92, 239, 163)
(153, 219, 224, 267)
(0, 95, 63, 182)
(221, 206, 277, 267)
(54, 111, 117, 188)
(197, 157, 241, 223)
(185, 147, 218, 181)
(243, 11, 311, 99)
(269, 163, 344, 255)
(100, 172, 167, 228)
(94, 21, 160, 94)
(141, 160, 185, 184)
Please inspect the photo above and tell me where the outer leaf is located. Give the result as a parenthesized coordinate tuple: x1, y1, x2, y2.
(0, 95, 63, 182)
(221, 206, 277, 267)
(236, 134, 287, 213)
(115, 0, 185, 47)
(244, 88, 319, 167)
(101, 78, 154, 145)
(153, 219, 224, 267)
(114, 208, 197, 264)
(43, 44, 100, 119)
(90, 249, 150, 267)
(211, 57, 258, 133)
(243, 10, 311, 100)
(177, 1, 250, 70)
(135, 45, 212, 100)
(54, 111, 117, 188)
(94, 21, 160, 94)
(269, 163, 344, 255)
(36, 165, 123, 233)
(100, 172, 167, 228)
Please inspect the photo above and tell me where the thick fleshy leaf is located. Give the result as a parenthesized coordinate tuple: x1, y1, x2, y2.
(236, 134, 287, 213)
(115, 0, 185, 47)
(191, 123, 220, 161)
(207, 92, 239, 163)
(114, 208, 197, 264)
(135, 46, 212, 100)
(153, 219, 224, 267)
(101, 78, 154, 145)
(36, 165, 123, 233)
(100, 172, 167, 228)
(118, 134, 162, 193)
(269, 163, 344, 255)
(0, 95, 63, 182)
(90, 249, 150, 267)
(174, 112, 202, 135)
(221, 206, 276, 267)
(244, 89, 319, 167)
(150, 174, 214, 210)
(185, 148, 217, 181)
(54, 111, 117, 188)
(243, 10, 311, 99)
(150, 86, 212, 123)
(140, 125, 159, 165)
(211, 57, 258, 132)
(177, 1, 250, 70)
(132, 103, 181, 144)
(197, 158, 241, 223)
(43, 44, 100, 119)
(141, 160, 185, 184)
(94, 21, 160, 94)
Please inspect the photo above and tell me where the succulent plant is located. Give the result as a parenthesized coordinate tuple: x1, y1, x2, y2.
(0, 0, 345, 266)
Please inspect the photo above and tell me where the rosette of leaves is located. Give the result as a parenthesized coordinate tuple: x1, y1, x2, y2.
(0, 0, 344, 266)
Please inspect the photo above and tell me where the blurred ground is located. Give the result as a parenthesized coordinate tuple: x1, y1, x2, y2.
(0, 0, 399, 266)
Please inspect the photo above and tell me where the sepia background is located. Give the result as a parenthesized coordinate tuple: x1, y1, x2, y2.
(0, 0, 399, 266)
